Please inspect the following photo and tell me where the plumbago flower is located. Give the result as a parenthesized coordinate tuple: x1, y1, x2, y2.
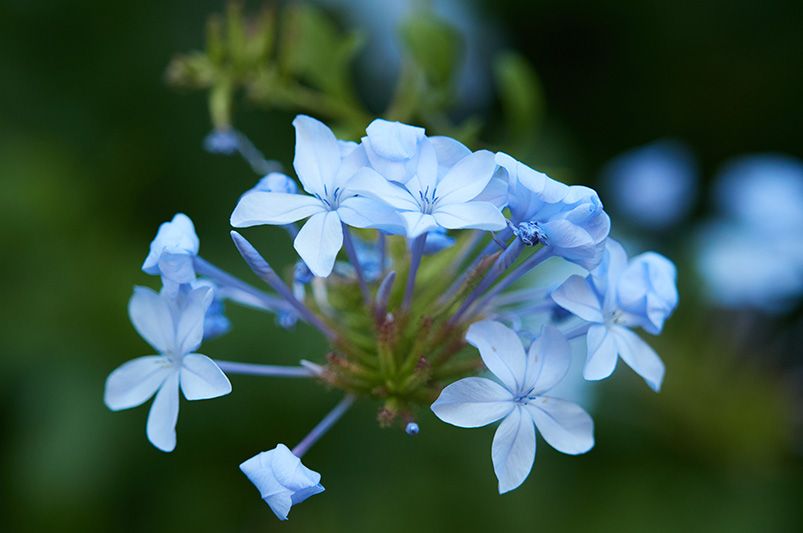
(432, 321, 593, 493)
(231, 115, 401, 277)
(104, 285, 231, 451)
(551, 240, 678, 391)
(108, 114, 678, 519)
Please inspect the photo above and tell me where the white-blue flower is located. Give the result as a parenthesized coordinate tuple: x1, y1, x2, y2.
(431, 321, 594, 494)
(497, 152, 610, 269)
(251, 172, 299, 195)
(362, 119, 426, 183)
(240, 443, 325, 520)
(230, 115, 401, 277)
(551, 240, 677, 391)
(142, 213, 199, 288)
(104, 285, 232, 452)
(349, 138, 506, 238)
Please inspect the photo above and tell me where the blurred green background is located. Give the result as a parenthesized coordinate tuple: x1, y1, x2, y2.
(1, 0, 801, 532)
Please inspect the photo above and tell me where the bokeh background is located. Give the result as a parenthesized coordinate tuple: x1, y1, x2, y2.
(1, 0, 802, 531)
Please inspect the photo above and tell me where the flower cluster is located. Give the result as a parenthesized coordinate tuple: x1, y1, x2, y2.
(105, 115, 678, 519)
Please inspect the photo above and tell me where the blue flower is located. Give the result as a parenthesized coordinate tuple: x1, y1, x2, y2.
(431, 321, 594, 493)
(104, 286, 232, 451)
(142, 213, 200, 287)
(230, 115, 401, 277)
(422, 227, 455, 255)
(203, 129, 240, 155)
(551, 240, 677, 391)
(240, 443, 325, 520)
(602, 140, 697, 230)
(349, 138, 506, 238)
(362, 119, 426, 183)
(497, 153, 610, 269)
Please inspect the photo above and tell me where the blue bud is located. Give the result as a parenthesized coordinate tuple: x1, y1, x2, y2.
(203, 129, 240, 155)
(405, 422, 420, 435)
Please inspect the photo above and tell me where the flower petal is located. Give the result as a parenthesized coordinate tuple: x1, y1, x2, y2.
(399, 211, 439, 238)
(524, 326, 571, 394)
(430, 135, 471, 175)
(432, 201, 506, 231)
(146, 372, 180, 452)
(436, 150, 497, 204)
(612, 326, 665, 392)
(466, 321, 527, 392)
(128, 286, 173, 353)
(104, 356, 172, 411)
(584, 324, 618, 381)
(551, 275, 604, 322)
(492, 407, 536, 494)
(174, 285, 214, 355)
(230, 192, 325, 227)
(346, 167, 419, 211)
(526, 397, 594, 455)
(431, 377, 514, 428)
(293, 211, 343, 277)
(365, 119, 425, 160)
(180, 353, 232, 400)
(292, 115, 341, 196)
(337, 196, 404, 234)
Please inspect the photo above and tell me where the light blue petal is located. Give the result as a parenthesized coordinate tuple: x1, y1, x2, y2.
(292, 115, 341, 196)
(413, 138, 439, 193)
(142, 213, 198, 271)
(399, 211, 439, 238)
(432, 201, 506, 231)
(240, 443, 324, 521)
(436, 149, 497, 204)
(526, 397, 594, 455)
(346, 167, 419, 211)
(180, 353, 232, 400)
(173, 285, 213, 355)
(551, 275, 604, 323)
(524, 326, 571, 394)
(128, 286, 174, 353)
(584, 324, 618, 381)
(617, 252, 678, 334)
(492, 407, 536, 494)
(430, 135, 470, 176)
(337, 196, 405, 234)
(431, 377, 514, 427)
(231, 191, 325, 227)
(365, 119, 425, 160)
(146, 372, 180, 452)
(293, 211, 343, 277)
(611, 326, 665, 392)
(104, 355, 172, 411)
(466, 321, 526, 392)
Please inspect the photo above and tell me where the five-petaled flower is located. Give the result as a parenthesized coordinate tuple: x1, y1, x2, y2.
(551, 239, 678, 391)
(230, 115, 400, 277)
(350, 138, 506, 238)
(104, 285, 232, 451)
(240, 444, 325, 520)
(431, 321, 594, 493)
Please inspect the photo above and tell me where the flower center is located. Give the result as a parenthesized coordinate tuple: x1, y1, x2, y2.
(317, 185, 343, 210)
(512, 221, 547, 246)
(417, 186, 439, 214)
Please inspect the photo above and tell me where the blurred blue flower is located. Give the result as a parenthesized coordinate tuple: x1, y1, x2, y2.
(695, 154, 803, 312)
(104, 286, 232, 452)
(602, 140, 697, 230)
(422, 227, 455, 255)
(431, 321, 593, 494)
(551, 240, 678, 391)
(240, 443, 325, 520)
(203, 129, 240, 155)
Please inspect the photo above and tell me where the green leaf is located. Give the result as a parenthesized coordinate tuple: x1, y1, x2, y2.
(494, 52, 545, 138)
(279, 4, 362, 101)
(399, 14, 462, 87)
